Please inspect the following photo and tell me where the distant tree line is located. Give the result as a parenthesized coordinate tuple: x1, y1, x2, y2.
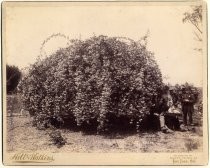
(6, 65, 22, 94)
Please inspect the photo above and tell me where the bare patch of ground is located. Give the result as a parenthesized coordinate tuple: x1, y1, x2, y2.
(6, 116, 203, 153)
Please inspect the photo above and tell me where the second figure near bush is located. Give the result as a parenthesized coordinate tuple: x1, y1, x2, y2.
(158, 86, 174, 133)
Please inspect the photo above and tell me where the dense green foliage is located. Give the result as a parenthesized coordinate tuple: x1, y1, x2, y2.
(7, 65, 22, 94)
(19, 35, 163, 133)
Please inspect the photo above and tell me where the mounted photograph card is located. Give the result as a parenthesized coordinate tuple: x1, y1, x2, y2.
(2, 0, 208, 165)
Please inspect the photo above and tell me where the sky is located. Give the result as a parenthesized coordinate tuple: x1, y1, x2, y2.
(4, 2, 204, 87)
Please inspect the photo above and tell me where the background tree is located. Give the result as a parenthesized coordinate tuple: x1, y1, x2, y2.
(183, 5, 202, 51)
(6, 65, 22, 94)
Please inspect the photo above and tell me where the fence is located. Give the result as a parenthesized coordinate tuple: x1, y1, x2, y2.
(7, 94, 29, 117)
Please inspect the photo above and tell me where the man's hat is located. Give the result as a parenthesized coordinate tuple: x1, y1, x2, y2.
(163, 85, 169, 91)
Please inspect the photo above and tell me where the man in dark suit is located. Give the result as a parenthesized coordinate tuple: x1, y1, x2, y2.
(181, 88, 196, 126)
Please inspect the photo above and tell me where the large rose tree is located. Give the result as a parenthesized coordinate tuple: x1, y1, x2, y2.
(19, 35, 163, 133)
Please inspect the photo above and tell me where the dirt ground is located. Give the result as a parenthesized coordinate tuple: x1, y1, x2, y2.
(6, 115, 203, 153)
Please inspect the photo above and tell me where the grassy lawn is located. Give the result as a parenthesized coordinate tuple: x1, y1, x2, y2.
(6, 114, 203, 153)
